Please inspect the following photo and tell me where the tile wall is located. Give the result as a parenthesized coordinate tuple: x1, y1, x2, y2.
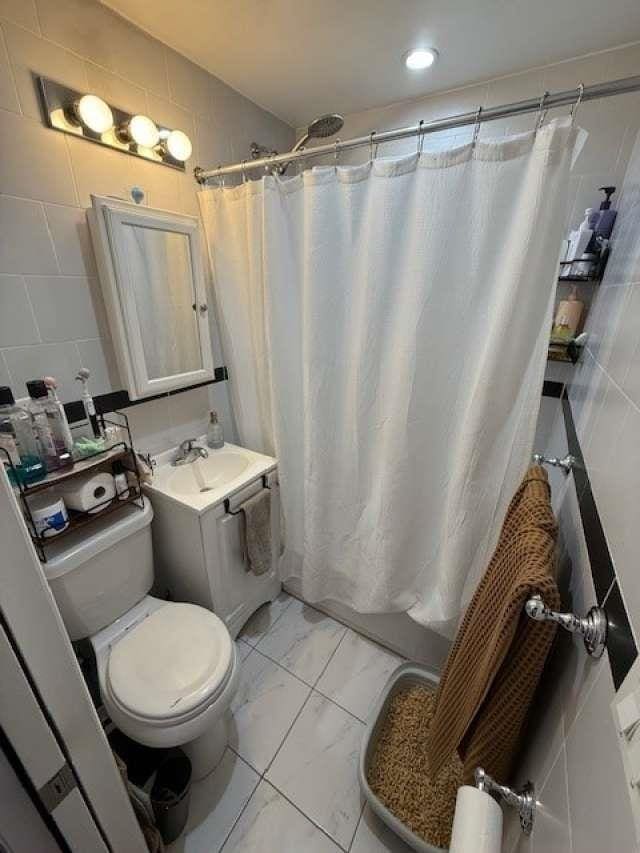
(0, 0, 294, 451)
(502, 128, 640, 852)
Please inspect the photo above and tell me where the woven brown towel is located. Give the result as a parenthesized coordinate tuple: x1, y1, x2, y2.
(427, 465, 559, 784)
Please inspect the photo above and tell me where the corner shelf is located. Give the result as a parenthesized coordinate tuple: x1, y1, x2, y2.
(1, 410, 145, 562)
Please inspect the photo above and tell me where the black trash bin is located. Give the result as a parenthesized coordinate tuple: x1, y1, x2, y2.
(150, 749, 192, 844)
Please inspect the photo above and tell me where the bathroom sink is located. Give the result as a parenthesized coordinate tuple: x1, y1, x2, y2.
(145, 441, 277, 513)
(169, 450, 251, 496)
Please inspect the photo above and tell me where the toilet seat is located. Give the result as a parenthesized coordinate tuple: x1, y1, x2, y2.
(106, 602, 233, 722)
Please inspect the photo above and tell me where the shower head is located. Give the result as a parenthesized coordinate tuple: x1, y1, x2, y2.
(292, 113, 345, 152)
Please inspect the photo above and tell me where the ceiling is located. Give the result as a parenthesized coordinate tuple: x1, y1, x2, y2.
(104, 0, 640, 127)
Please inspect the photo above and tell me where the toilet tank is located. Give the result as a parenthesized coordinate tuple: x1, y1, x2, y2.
(43, 498, 155, 641)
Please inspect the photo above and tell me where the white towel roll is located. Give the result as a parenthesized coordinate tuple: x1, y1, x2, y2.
(59, 472, 116, 514)
(449, 785, 503, 853)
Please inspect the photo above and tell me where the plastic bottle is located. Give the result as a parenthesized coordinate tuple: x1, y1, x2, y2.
(207, 411, 224, 449)
(594, 186, 617, 239)
(43, 377, 74, 456)
(0, 386, 46, 485)
(25, 380, 72, 471)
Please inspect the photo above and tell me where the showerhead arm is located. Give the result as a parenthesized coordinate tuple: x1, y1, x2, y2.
(282, 113, 345, 171)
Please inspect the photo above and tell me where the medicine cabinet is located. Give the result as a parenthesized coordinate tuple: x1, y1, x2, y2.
(88, 195, 214, 400)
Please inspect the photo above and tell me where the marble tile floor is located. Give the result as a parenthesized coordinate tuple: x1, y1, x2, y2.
(169, 591, 413, 853)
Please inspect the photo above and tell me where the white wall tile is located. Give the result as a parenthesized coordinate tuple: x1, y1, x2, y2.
(0, 109, 77, 204)
(0, 0, 39, 33)
(24, 275, 102, 342)
(2, 20, 88, 119)
(84, 63, 148, 117)
(35, 0, 168, 98)
(566, 664, 637, 853)
(65, 133, 134, 208)
(165, 47, 213, 115)
(0, 26, 19, 113)
(43, 204, 96, 277)
(76, 338, 118, 396)
(532, 746, 571, 853)
(0, 196, 58, 274)
(0, 274, 40, 345)
(3, 341, 79, 401)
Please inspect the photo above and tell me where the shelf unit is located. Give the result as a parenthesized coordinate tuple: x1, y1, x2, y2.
(1, 410, 144, 562)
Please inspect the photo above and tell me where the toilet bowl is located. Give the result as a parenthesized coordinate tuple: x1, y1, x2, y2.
(43, 498, 239, 780)
(92, 595, 239, 779)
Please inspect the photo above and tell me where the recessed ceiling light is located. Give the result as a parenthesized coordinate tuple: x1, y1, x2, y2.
(404, 48, 438, 71)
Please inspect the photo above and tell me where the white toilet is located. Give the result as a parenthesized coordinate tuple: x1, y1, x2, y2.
(43, 498, 239, 780)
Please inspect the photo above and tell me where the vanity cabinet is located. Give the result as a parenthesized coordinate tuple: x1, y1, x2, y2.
(149, 469, 280, 637)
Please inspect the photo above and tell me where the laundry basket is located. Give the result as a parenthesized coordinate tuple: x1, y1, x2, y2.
(359, 662, 448, 853)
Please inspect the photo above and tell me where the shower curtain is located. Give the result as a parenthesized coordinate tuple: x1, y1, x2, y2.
(199, 118, 581, 635)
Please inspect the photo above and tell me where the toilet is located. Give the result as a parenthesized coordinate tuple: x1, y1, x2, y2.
(43, 497, 238, 780)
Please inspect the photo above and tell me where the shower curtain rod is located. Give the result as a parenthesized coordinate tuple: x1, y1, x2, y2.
(194, 73, 640, 183)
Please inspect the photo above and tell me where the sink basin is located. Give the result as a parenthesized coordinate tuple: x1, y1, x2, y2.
(169, 450, 251, 496)
(145, 441, 277, 513)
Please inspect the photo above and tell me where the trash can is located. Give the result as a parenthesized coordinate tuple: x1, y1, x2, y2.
(150, 749, 192, 844)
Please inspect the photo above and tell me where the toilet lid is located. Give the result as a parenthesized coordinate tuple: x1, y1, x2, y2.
(107, 603, 232, 720)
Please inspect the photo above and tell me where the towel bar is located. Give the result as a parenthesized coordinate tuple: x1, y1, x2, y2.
(224, 475, 271, 515)
(532, 452, 576, 473)
(525, 594, 608, 658)
(474, 768, 535, 834)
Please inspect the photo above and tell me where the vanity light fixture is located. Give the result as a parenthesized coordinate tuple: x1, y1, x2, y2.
(127, 114, 161, 148)
(404, 47, 438, 71)
(165, 129, 193, 162)
(38, 76, 192, 172)
(72, 94, 114, 134)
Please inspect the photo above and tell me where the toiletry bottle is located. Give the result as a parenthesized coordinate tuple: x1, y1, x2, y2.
(594, 186, 617, 239)
(112, 460, 130, 500)
(552, 286, 584, 338)
(43, 376, 74, 457)
(567, 209, 595, 261)
(25, 380, 72, 471)
(0, 387, 45, 485)
(207, 411, 224, 449)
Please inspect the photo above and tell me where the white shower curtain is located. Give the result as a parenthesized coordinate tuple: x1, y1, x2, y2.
(200, 118, 580, 635)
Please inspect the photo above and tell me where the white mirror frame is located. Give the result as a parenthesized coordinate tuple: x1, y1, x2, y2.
(88, 194, 215, 400)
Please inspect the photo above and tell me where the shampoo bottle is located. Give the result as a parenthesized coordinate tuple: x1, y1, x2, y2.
(207, 411, 224, 449)
(0, 386, 45, 485)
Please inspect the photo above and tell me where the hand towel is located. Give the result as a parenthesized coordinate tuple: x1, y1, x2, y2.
(427, 465, 560, 784)
(239, 488, 272, 576)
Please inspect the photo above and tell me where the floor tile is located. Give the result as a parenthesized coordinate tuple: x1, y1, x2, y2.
(221, 780, 341, 853)
(266, 692, 364, 849)
(256, 598, 347, 685)
(235, 639, 252, 663)
(229, 650, 311, 773)
(169, 749, 258, 853)
(316, 630, 403, 722)
(239, 592, 293, 647)
(350, 805, 414, 853)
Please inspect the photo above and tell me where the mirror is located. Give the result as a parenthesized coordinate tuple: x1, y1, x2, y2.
(88, 196, 214, 399)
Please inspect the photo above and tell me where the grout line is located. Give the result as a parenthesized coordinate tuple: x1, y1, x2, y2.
(262, 684, 314, 774)
(30, 0, 42, 36)
(40, 202, 62, 275)
(348, 800, 367, 852)
(20, 275, 43, 345)
(561, 743, 573, 853)
(0, 24, 22, 114)
(261, 780, 352, 853)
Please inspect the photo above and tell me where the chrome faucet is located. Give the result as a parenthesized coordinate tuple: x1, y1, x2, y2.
(172, 438, 209, 466)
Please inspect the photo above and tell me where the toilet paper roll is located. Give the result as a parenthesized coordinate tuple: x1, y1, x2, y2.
(449, 785, 503, 853)
(59, 472, 116, 514)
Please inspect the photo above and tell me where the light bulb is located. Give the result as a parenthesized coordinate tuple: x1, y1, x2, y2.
(166, 129, 193, 161)
(75, 94, 113, 134)
(404, 48, 438, 71)
(128, 114, 160, 148)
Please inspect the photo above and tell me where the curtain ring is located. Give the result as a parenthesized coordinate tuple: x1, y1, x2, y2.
(472, 106, 482, 148)
(216, 165, 225, 188)
(241, 160, 248, 184)
(369, 130, 377, 162)
(571, 83, 584, 125)
(334, 139, 340, 173)
(536, 91, 549, 131)
(417, 119, 425, 156)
